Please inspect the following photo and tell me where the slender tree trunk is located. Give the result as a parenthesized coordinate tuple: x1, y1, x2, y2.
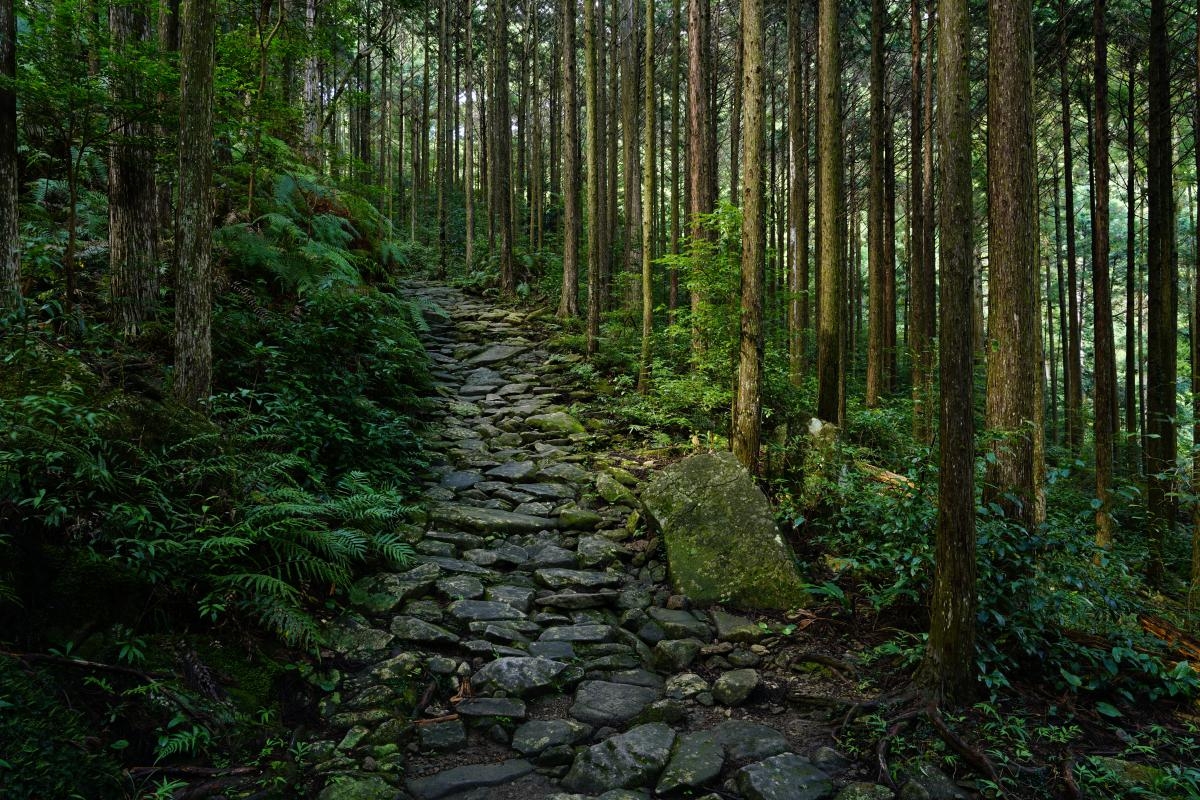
(174, 0, 217, 407)
(686, 0, 713, 355)
(1060, 0, 1082, 452)
(559, 0, 581, 317)
(1192, 2, 1200, 604)
(494, 0, 515, 292)
(1093, 0, 1116, 549)
(865, 0, 886, 407)
(302, 0, 320, 167)
(732, 0, 764, 470)
(110, 0, 160, 335)
(1145, 0, 1177, 587)
(984, 0, 1039, 531)
(622, 0, 642, 302)
(815, 0, 842, 424)
(800, 45, 811, 359)
(465, 0, 476, 266)
(917, 0, 974, 706)
(437, 0, 449, 276)
(584, 0, 602, 353)
(909, 0, 933, 444)
(786, 0, 803, 384)
(0, 0, 16, 311)
(668, 0, 680, 322)
(638, 0, 655, 392)
(729, 0, 742, 205)
(1124, 56, 1138, 466)
(883, 111, 897, 391)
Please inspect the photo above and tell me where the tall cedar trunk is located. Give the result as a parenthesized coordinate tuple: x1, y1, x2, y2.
(437, 0, 449, 276)
(729, 1, 741, 205)
(622, 0, 642, 300)
(173, 0, 217, 407)
(465, 1, 476, 266)
(0, 0, 16, 310)
(302, 0, 320, 166)
(157, 0, 180, 240)
(1145, 0, 1176, 586)
(1093, 0, 1116, 549)
(917, 0, 974, 704)
(1124, 56, 1138, 465)
(865, 0, 885, 407)
(668, 0, 680, 321)
(1051, 159, 1065, 442)
(909, 0, 933, 443)
(815, 0, 842, 424)
(559, 0, 581, 317)
(786, 0, 803, 384)
(605, 0, 618, 309)
(1192, 4, 1200, 600)
(1060, 0, 1082, 452)
(110, 0, 160, 335)
(731, 0, 764, 469)
(984, 0, 1039, 531)
(1046, 202, 1059, 442)
(494, 0, 515, 292)
(800, 46, 810, 353)
(584, 0, 602, 353)
(884, 111, 897, 391)
(687, 0, 714, 353)
(637, 0, 655, 392)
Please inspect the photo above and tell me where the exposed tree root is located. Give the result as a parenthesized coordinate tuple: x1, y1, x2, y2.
(1062, 750, 1082, 800)
(875, 709, 920, 789)
(925, 705, 1001, 787)
(791, 652, 857, 682)
(414, 713, 460, 725)
(0, 649, 169, 680)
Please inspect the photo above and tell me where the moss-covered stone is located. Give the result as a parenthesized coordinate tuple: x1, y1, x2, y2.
(640, 452, 807, 610)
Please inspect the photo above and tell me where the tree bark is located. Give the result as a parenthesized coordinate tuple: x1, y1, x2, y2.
(731, 0, 764, 469)
(559, 0, 581, 317)
(622, 0, 642, 302)
(815, 0, 842, 425)
(493, 0, 515, 292)
(1, 0, 20, 311)
(1124, 55, 1138, 467)
(637, 0, 655, 392)
(1192, 2, 1200, 604)
(1092, 0, 1116, 550)
(687, 0, 714, 352)
(917, 0, 974, 706)
(1060, 0, 1082, 452)
(1145, 0, 1177, 587)
(909, 0, 933, 442)
(584, 0, 602, 353)
(865, 0, 885, 407)
(984, 0, 1039, 530)
(786, 0, 804, 384)
(465, 0, 476, 267)
(174, 0, 217, 407)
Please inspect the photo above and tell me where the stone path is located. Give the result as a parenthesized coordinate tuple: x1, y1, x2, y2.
(311, 283, 902, 800)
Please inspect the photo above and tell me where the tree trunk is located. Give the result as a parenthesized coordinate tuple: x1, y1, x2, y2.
(1124, 55, 1138, 467)
(1192, 2, 1200, 604)
(917, 0, 975, 706)
(302, 0, 320, 167)
(110, 0, 160, 335)
(668, 0, 680, 322)
(1145, 0, 1177, 587)
(437, 0, 450, 276)
(465, 0, 476, 266)
(687, 0, 714, 352)
(731, 0, 764, 469)
(559, 0, 581, 317)
(584, 0, 602, 353)
(493, 0, 515, 292)
(174, 0, 217, 407)
(786, 0, 804, 384)
(865, 0, 885, 407)
(984, 0, 1039, 531)
(622, 0, 642, 302)
(637, 0, 655, 392)
(1093, 0, 1116, 550)
(1, 0, 19, 311)
(883, 110, 897, 391)
(815, 0, 842, 425)
(1060, 0, 1082, 452)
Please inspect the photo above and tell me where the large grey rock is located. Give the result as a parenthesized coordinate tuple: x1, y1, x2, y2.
(640, 452, 806, 609)
(648, 608, 712, 640)
(454, 696, 527, 720)
(539, 624, 616, 643)
(406, 759, 534, 800)
(711, 610, 765, 643)
(527, 411, 587, 435)
(389, 616, 460, 645)
(709, 720, 790, 762)
(511, 719, 592, 756)
(560, 723, 677, 794)
(431, 503, 556, 533)
(447, 599, 527, 623)
(469, 344, 528, 365)
(656, 731, 724, 793)
(735, 754, 833, 800)
(418, 719, 466, 752)
(570, 680, 660, 726)
(471, 657, 571, 697)
(535, 568, 622, 590)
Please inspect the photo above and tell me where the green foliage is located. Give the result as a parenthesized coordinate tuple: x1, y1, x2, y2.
(0, 658, 124, 800)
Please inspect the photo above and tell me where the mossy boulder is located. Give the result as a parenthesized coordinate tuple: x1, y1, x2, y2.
(640, 452, 806, 610)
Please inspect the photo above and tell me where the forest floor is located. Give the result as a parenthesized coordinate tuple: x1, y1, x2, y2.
(302, 281, 969, 800)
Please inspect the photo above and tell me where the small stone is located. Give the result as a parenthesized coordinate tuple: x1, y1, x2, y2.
(596, 472, 637, 506)
(469, 344, 528, 365)
(471, 657, 572, 697)
(652, 638, 704, 671)
(664, 673, 710, 699)
(527, 411, 587, 435)
(710, 720, 790, 761)
(560, 506, 604, 530)
(536, 590, 620, 610)
(418, 719, 466, 752)
(405, 759, 534, 800)
(535, 568, 622, 590)
(389, 616, 459, 645)
(712, 668, 760, 706)
(735, 754, 834, 800)
(570, 680, 661, 726)
(447, 599, 527, 623)
(336, 725, 369, 751)
(711, 610, 765, 643)
(453, 696, 527, 721)
(511, 719, 592, 756)
(836, 783, 895, 800)
(577, 535, 626, 567)
(485, 585, 537, 613)
(487, 461, 537, 481)
(648, 607, 712, 641)
(436, 575, 485, 600)
(529, 544, 578, 568)
(811, 746, 851, 773)
(539, 624, 616, 643)
(440, 471, 483, 490)
(317, 775, 395, 800)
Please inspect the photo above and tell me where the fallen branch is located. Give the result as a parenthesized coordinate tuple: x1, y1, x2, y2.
(127, 766, 258, 778)
(414, 714, 459, 725)
(0, 650, 169, 680)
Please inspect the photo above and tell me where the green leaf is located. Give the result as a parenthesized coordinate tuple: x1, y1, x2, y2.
(1095, 702, 1122, 718)
(1059, 668, 1082, 688)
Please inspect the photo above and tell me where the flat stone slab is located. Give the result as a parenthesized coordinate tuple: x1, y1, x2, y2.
(561, 723, 676, 794)
(447, 599, 527, 623)
(657, 731, 725, 793)
(538, 624, 616, 643)
(535, 568, 622, 590)
(454, 696, 527, 720)
(535, 590, 620, 609)
(570, 680, 661, 726)
(711, 610, 765, 643)
(431, 503, 556, 533)
(406, 759, 534, 800)
(511, 719, 592, 756)
(486, 461, 537, 482)
(710, 720, 790, 762)
(735, 754, 834, 800)
(468, 344, 528, 365)
(471, 657, 572, 697)
(389, 616, 460, 645)
(526, 411, 586, 434)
